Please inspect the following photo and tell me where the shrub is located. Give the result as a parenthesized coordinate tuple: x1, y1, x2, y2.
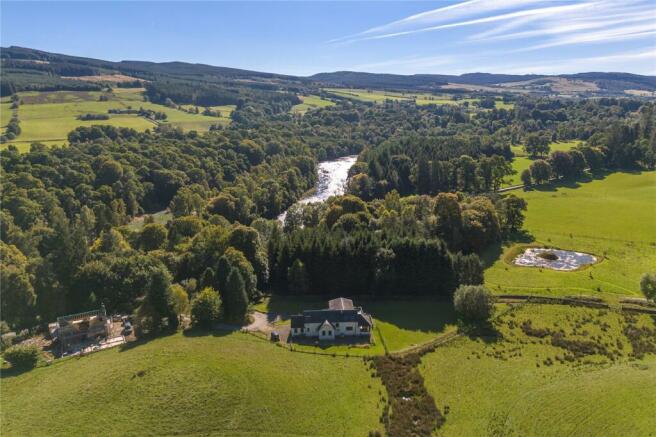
(4, 343, 40, 369)
(77, 113, 110, 121)
(520, 169, 532, 186)
(453, 285, 494, 323)
(640, 272, 656, 302)
(190, 287, 221, 328)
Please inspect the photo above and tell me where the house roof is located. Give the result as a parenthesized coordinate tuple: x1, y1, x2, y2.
(328, 297, 354, 310)
(291, 315, 304, 329)
(319, 320, 335, 331)
(298, 309, 373, 327)
(290, 298, 373, 329)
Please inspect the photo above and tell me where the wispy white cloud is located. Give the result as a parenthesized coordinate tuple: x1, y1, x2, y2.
(332, 0, 656, 54)
(517, 23, 656, 51)
(360, 2, 593, 42)
(328, 0, 544, 43)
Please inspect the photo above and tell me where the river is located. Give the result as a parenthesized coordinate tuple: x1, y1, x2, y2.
(278, 155, 358, 223)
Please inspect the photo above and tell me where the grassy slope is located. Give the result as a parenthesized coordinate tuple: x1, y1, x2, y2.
(486, 171, 656, 297)
(0, 89, 231, 152)
(255, 296, 458, 355)
(420, 304, 656, 437)
(291, 95, 335, 115)
(2, 332, 384, 436)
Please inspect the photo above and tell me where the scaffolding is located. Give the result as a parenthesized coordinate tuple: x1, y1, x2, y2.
(55, 305, 112, 355)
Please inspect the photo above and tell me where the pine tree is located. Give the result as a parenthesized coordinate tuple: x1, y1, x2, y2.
(287, 258, 309, 295)
(216, 255, 232, 292)
(200, 267, 215, 290)
(223, 268, 248, 323)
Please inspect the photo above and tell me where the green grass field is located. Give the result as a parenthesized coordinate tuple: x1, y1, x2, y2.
(494, 100, 515, 110)
(255, 296, 458, 355)
(1, 331, 384, 436)
(486, 171, 656, 297)
(421, 304, 656, 436)
(0, 89, 232, 152)
(504, 141, 582, 186)
(291, 95, 335, 114)
(323, 88, 512, 109)
(324, 88, 480, 106)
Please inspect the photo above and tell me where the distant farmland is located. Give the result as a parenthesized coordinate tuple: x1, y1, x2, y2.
(291, 94, 335, 114)
(324, 87, 512, 109)
(0, 88, 233, 152)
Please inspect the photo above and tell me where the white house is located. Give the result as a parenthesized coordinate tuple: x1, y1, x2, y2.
(290, 297, 373, 341)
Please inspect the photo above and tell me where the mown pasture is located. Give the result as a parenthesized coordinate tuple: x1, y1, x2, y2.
(1, 331, 384, 436)
(421, 304, 656, 437)
(0, 89, 233, 152)
(486, 171, 656, 298)
(291, 94, 336, 114)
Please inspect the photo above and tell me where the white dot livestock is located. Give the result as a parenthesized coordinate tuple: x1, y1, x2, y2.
(514, 248, 598, 271)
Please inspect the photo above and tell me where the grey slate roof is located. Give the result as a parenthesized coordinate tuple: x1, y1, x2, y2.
(290, 298, 373, 329)
(328, 297, 354, 310)
(291, 315, 305, 329)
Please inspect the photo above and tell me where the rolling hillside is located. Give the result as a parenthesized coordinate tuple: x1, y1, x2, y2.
(2, 46, 655, 97)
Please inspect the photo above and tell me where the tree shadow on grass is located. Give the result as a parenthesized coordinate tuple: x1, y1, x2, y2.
(530, 168, 645, 192)
(481, 230, 535, 269)
(0, 365, 36, 379)
(264, 294, 326, 319)
(366, 299, 458, 334)
(117, 329, 179, 352)
(460, 321, 502, 344)
(182, 326, 239, 338)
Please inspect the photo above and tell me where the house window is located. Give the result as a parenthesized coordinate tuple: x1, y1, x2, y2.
(322, 331, 325, 336)
(328, 331, 332, 335)
(335, 323, 339, 327)
(346, 326, 353, 331)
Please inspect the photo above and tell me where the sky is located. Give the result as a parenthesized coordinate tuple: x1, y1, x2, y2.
(1, 0, 655, 76)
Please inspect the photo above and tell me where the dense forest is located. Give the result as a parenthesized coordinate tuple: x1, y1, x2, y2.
(2, 75, 654, 336)
(353, 99, 655, 197)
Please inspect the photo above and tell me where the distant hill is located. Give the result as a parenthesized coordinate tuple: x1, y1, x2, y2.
(311, 71, 656, 95)
(310, 71, 547, 88)
(2, 46, 654, 97)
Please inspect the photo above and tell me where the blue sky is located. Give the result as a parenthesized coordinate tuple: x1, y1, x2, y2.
(1, 1, 655, 76)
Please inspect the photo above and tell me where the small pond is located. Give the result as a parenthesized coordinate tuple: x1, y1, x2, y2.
(514, 248, 597, 271)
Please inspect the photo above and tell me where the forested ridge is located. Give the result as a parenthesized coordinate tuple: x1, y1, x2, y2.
(2, 79, 654, 337)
